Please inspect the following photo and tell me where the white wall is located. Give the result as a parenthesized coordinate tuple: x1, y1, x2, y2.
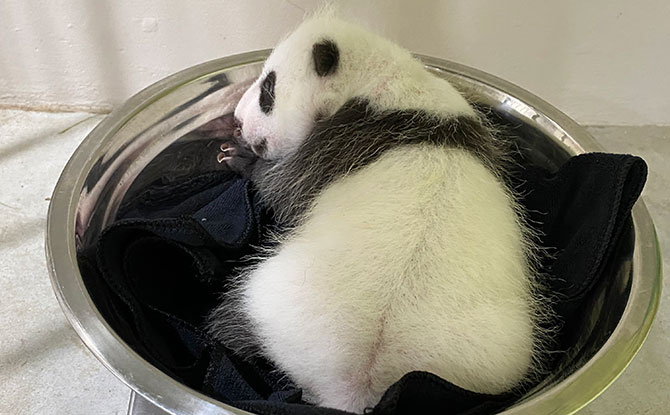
(1, 0, 668, 125)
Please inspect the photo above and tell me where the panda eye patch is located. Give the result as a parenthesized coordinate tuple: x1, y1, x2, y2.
(259, 71, 276, 114)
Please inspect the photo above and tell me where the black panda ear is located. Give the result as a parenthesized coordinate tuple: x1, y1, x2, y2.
(312, 39, 339, 77)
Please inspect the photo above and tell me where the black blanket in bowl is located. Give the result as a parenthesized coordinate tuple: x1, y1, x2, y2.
(78, 152, 647, 415)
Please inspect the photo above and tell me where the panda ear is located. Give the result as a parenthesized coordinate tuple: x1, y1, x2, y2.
(312, 39, 339, 77)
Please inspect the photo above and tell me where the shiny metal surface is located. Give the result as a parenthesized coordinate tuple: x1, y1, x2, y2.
(128, 391, 172, 415)
(46, 50, 661, 415)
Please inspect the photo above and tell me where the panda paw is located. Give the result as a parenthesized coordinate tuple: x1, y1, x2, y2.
(217, 140, 259, 178)
(216, 141, 237, 163)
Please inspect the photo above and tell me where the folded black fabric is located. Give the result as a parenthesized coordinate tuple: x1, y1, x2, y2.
(79, 152, 647, 415)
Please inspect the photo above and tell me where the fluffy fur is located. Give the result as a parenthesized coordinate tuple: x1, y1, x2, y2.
(209, 15, 550, 413)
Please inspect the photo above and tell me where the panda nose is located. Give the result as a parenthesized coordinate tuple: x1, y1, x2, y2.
(233, 117, 243, 139)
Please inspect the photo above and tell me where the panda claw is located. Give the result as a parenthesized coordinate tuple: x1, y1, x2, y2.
(216, 140, 258, 176)
(217, 152, 232, 164)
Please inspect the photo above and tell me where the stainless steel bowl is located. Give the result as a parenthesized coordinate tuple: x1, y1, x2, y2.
(46, 51, 662, 415)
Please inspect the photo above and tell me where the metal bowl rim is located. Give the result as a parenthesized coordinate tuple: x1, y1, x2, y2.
(46, 49, 662, 415)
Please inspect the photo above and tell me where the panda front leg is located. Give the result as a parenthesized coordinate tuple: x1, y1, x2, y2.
(217, 137, 260, 179)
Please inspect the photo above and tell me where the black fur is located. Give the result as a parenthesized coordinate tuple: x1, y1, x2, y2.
(259, 71, 276, 114)
(222, 99, 505, 228)
(312, 39, 339, 77)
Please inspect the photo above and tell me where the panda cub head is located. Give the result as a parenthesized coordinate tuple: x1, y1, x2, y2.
(233, 16, 475, 161)
(234, 20, 344, 161)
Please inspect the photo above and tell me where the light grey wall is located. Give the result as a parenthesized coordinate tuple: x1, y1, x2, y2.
(1, 0, 668, 125)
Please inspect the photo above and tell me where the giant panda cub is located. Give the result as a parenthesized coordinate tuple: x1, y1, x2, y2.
(209, 15, 550, 413)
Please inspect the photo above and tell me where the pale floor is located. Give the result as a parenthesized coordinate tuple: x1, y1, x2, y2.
(0, 109, 668, 414)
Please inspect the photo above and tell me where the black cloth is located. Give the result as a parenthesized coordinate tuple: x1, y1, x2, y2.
(79, 152, 647, 415)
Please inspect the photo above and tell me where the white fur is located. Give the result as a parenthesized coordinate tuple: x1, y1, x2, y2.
(229, 16, 542, 413)
(234, 16, 474, 160)
(241, 146, 535, 412)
